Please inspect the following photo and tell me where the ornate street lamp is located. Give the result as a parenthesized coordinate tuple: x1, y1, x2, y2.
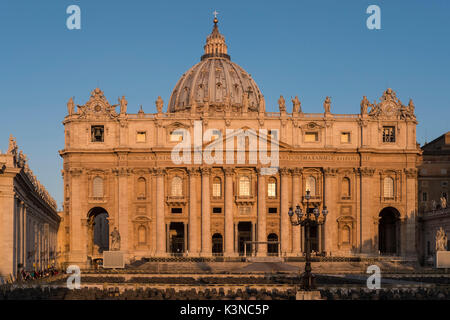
(288, 190, 328, 291)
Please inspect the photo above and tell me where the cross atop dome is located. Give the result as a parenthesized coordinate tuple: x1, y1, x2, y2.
(201, 12, 229, 61)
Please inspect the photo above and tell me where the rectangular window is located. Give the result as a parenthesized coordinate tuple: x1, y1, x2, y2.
(136, 131, 146, 143)
(268, 130, 278, 141)
(441, 169, 448, 175)
(267, 182, 276, 198)
(211, 130, 221, 141)
(212, 207, 222, 214)
(268, 207, 278, 214)
(422, 192, 428, 202)
(170, 130, 184, 142)
(382, 126, 396, 143)
(171, 208, 182, 214)
(91, 125, 104, 142)
(305, 132, 318, 142)
(442, 181, 448, 188)
(341, 132, 351, 143)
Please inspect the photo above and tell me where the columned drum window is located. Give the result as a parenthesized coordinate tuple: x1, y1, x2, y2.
(171, 176, 183, 197)
(267, 177, 277, 198)
(239, 176, 250, 197)
(93, 176, 104, 197)
(305, 176, 316, 196)
(212, 177, 222, 198)
(384, 177, 394, 198)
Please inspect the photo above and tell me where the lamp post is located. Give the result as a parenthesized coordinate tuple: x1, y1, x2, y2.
(288, 190, 328, 291)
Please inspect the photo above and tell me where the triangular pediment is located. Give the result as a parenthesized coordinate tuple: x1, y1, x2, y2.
(202, 127, 292, 151)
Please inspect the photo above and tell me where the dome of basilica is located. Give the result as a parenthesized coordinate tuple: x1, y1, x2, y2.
(168, 18, 264, 113)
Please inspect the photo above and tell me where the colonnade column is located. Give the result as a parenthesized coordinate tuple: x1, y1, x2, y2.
(280, 168, 290, 255)
(200, 167, 211, 256)
(291, 168, 302, 255)
(256, 170, 267, 256)
(155, 168, 166, 256)
(188, 168, 200, 255)
(224, 168, 234, 256)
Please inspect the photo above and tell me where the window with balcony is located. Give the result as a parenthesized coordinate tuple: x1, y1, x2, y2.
(239, 176, 251, 197)
(305, 176, 316, 196)
(267, 177, 277, 198)
(212, 177, 222, 198)
(171, 176, 183, 197)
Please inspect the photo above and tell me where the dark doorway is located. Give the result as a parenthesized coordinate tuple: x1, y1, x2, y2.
(267, 233, 279, 255)
(303, 207, 319, 253)
(169, 222, 185, 255)
(238, 222, 252, 256)
(379, 207, 400, 255)
(212, 233, 223, 255)
(87, 207, 109, 255)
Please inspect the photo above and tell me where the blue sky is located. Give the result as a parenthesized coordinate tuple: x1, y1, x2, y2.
(1, 0, 449, 207)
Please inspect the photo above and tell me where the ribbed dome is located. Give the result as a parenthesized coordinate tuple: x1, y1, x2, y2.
(168, 18, 263, 113)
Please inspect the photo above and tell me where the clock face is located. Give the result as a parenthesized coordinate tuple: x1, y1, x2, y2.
(94, 105, 102, 112)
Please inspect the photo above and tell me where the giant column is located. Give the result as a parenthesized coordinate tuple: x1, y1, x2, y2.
(324, 168, 338, 255)
(256, 170, 267, 256)
(188, 168, 200, 255)
(280, 168, 290, 255)
(155, 168, 166, 256)
(224, 168, 235, 256)
(359, 167, 375, 253)
(291, 168, 302, 255)
(200, 167, 211, 256)
(118, 168, 129, 255)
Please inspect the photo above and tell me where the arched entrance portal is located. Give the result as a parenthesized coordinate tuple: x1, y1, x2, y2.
(212, 233, 223, 255)
(87, 207, 109, 255)
(378, 207, 400, 255)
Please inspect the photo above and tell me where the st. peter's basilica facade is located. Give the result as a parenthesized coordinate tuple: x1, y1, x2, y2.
(59, 18, 421, 267)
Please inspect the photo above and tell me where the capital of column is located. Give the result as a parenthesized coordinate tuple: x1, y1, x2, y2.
(223, 167, 234, 176)
(358, 167, 375, 177)
(187, 167, 201, 176)
(279, 167, 291, 176)
(404, 168, 418, 179)
(69, 168, 84, 177)
(291, 167, 303, 176)
(154, 168, 166, 176)
(323, 167, 338, 177)
(200, 167, 211, 176)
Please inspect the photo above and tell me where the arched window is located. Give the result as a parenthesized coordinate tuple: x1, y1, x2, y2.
(212, 177, 222, 198)
(171, 176, 183, 197)
(138, 225, 147, 244)
(342, 177, 351, 198)
(239, 176, 250, 197)
(342, 226, 351, 244)
(267, 177, 277, 198)
(93, 176, 104, 197)
(305, 176, 316, 196)
(384, 177, 394, 198)
(137, 177, 146, 199)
